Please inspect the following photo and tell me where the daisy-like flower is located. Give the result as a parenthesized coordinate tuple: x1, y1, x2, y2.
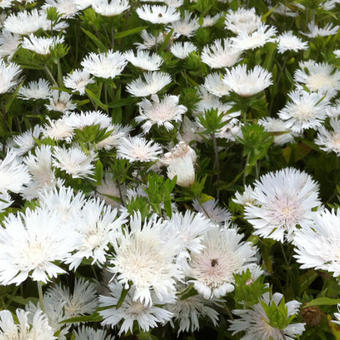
(0, 309, 55, 339)
(45, 90, 77, 113)
(276, 31, 308, 53)
(204, 73, 230, 97)
(42, 117, 75, 143)
(73, 326, 115, 340)
(135, 30, 164, 50)
(315, 118, 340, 156)
(231, 24, 277, 51)
(66, 110, 112, 130)
(136, 94, 187, 133)
(278, 89, 329, 133)
(0, 150, 31, 194)
(170, 41, 196, 59)
(233, 185, 256, 206)
(193, 198, 231, 224)
(333, 305, 340, 326)
(202, 13, 222, 27)
(0, 0, 13, 8)
(0, 192, 13, 214)
(10, 125, 41, 156)
(96, 172, 121, 207)
(19, 78, 51, 100)
(201, 39, 242, 69)
(136, 5, 180, 24)
(244, 168, 321, 242)
(294, 60, 340, 98)
(52, 145, 97, 179)
(189, 225, 257, 299)
(302, 21, 339, 38)
(161, 141, 197, 187)
(64, 69, 94, 95)
(0, 58, 21, 94)
(117, 135, 162, 162)
(164, 0, 183, 7)
(43, 0, 80, 18)
(225, 8, 261, 35)
(229, 292, 305, 340)
(0, 207, 77, 284)
(126, 71, 171, 97)
(294, 209, 340, 277)
(96, 124, 130, 150)
(109, 213, 182, 306)
(170, 11, 199, 38)
(81, 50, 127, 79)
(0, 31, 20, 59)
(178, 116, 204, 144)
(21, 34, 64, 55)
(66, 198, 128, 269)
(223, 64, 272, 97)
(92, 0, 130, 16)
(125, 49, 163, 71)
(99, 281, 173, 335)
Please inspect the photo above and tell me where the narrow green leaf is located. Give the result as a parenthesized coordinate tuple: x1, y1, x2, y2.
(81, 27, 106, 50)
(305, 297, 340, 307)
(85, 88, 108, 111)
(115, 26, 148, 39)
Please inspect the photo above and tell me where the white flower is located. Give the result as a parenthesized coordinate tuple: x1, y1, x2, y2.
(294, 209, 340, 277)
(278, 89, 329, 133)
(81, 50, 127, 79)
(0, 0, 13, 8)
(258, 118, 297, 145)
(294, 60, 340, 97)
(125, 49, 163, 71)
(136, 5, 180, 24)
(135, 29, 164, 50)
(229, 292, 305, 340)
(99, 281, 173, 335)
(204, 73, 230, 97)
(73, 326, 114, 340)
(231, 24, 277, 51)
(136, 94, 187, 133)
(0, 31, 20, 59)
(65, 110, 112, 130)
(43, 0, 80, 18)
(19, 78, 51, 100)
(52, 146, 97, 179)
(10, 125, 41, 156)
(189, 226, 257, 299)
(170, 41, 196, 59)
(21, 34, 64, 55)
(0, 192, 12, 214)
(244, 168, 321, 242)
(223, 64, 272, 97)
(96, 124, 130, 150)
(202, 13, 222, 27)
(64, 69, 94, 95)
(161, 141, 197, 187)
(225, 8, 261, 35)
(117, 135, 162, 162)
(109, 214, 183, 306)
(0, 58, 21, 94)
(333, 305, 340, 326)
(42, 117, 75, 142)
(92, 0, 130, 16)
(177, 116, 204, 144)
(96, 172, 121, 207)
(66, 198, 127, 269)
(193, 198, 231, 224)
(302, 21, 339, 38)
(45, 90, 77, 113)
(276, 31, 308, 53)
(164, 0, 183, 7)
(0, 208, 76, 284)
(126, 71, 171, 97)
(0, 150, 31, 194)
(0, 309, 56, 339)
(201, 39, 242, 69)
(315, 118, 340, 156)
(170, 11, 199, 38)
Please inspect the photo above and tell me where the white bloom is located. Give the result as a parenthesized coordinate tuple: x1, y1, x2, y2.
(204, 73, 230, 97)
(193, 198, 231, 224)
(19, 78, 51, 100)
(0, 150, 31, 194)
(136, 94, 186, 133)
(258, 118, 297, 145)
(92, 0, 130, 16)
(45, 90, 76, 113)
(333, 305, 340, 326)
(0, 0, 13, 8)
(136, 5, 180, 24)
(164, 0, 183, 7)
(52, 146, 97, 179)
(161, 141, 197, 187)
(189, 226, 257, 299)
(125, 49, 163, 71)
(0, 192, 12, 214)
(334, 49, 340, 58)
(223, 64, 272, 97)
(74, 326, 114, 340)
(43, 0, 80, 18)
(0, 309, 56, 339)
(65, 110, 112, 130)
(0, 208, 76, 284)
(202, 13, 222, 27)
(0, 58, 21, 94)
(177, 116, 204, 144)
(99, 281, 173, 335)
(135, 30, 164, 50)
(42, 117, 75, 142)
(109, 214, 183, 306)
(96, 172, 121, 207)
(66, 198, 127, 269)
(229, 292, 305, 340)
(201, 39, 242, 69)
(276, 31, 308, 53)
(244, 168, 321, 242)
(64, 69, 94, 95)
(225, 8, 261, 35)
(315, 118, 340, 156)
(81, 50, 127, 79)
(170, 11, 199, 38)
(117, 135, 162, 162)
(126, 71, 171, 97)
(278, 89, 329, 133)
(96, 124, 130, 150)
(170, 41, 196, 59)
(22, 34, 64, 55)
(0, 31, 20, 59)
(10, 125, 41, 156)
(302, 21, 339, 38)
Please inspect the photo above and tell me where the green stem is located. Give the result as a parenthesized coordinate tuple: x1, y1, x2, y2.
(44, 65, 58, 87)
(37, 281, 44, 312)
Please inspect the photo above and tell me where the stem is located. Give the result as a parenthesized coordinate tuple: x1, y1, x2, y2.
(117, 181, 125, 207)
(211, 133, 220, 200)
(37, 281, 44, 312)
(44, 65, 58, 87)
(225, 305, 234, 320)
(280, 243, 289, 267)
(243, 153, 250, 186)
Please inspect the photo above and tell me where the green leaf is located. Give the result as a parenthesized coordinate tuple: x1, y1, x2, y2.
(81, 27, 106, 51)
(305, 297, 340, 307)
(115, 26, 148, 39)
(85, 88, 108, 111)
(61, 312, 103, 324)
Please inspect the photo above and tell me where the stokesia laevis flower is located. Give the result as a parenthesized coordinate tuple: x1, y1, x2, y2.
(193, 198, 231, 224)
(0, 31, 20, 59)
(92, 0, 130, 17)
(18, 78, 51, 100)
(170, 41, 196, 59)
(315, 118, 340, 156)
(73, 326, 115, 340)
(45, 90, 77, 113)
(244, 167, 321, 242)
(276, 31, 308, 53)
(124, 49, 163, 71)
(136, 5, 180, 24)
(0, 58, 21, 94)
(225, 8, 261, 35)
(21, 34, 64, 55)
(64, 69, 95, 95)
